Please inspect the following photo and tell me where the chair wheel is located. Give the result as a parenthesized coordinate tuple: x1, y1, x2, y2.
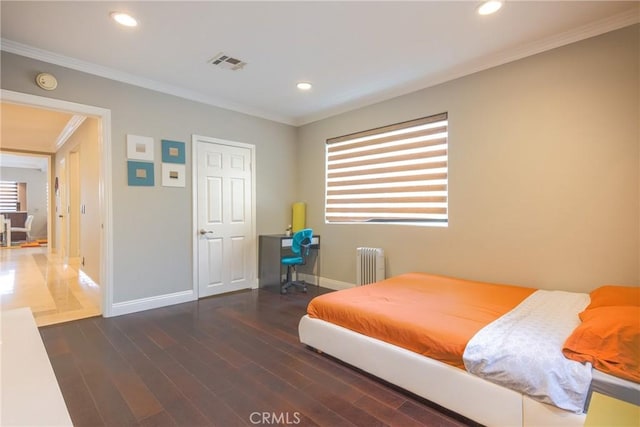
(280, 287, 287, 295)
(302, 287, 308, 293)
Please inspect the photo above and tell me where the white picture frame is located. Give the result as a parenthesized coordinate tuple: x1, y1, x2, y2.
(161, 163, 186, 187)
(126, 134, 154, 161)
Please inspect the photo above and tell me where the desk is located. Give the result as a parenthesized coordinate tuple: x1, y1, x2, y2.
(259, 234, 320, 289)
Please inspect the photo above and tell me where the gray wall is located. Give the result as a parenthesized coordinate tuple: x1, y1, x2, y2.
(297, 25, 640, 292)
(2, 52, 298, 304)
(0, 166, 48, 240)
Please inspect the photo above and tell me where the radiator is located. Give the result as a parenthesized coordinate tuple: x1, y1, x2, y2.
(356, 247, 385, 285)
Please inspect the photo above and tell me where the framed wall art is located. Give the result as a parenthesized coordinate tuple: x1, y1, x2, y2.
(127, 161, 155, 186)
(161, 163, 185, 187)
(161, 139, 185, 164)
(127, 134, 154, 161)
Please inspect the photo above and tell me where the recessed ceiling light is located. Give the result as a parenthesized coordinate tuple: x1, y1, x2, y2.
(477, 1, 503, 16)
(297, 82, 312, 91)
(110, 12, 138, 27)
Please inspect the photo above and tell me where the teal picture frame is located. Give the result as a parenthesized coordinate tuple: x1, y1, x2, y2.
(161, 139, 186, 164)
(127, 161, 154, 186)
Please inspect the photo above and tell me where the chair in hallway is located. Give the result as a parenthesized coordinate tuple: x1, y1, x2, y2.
(11, 214, 34, 242)
(280, 228, 313, 294)
(0, 215, 8, 246)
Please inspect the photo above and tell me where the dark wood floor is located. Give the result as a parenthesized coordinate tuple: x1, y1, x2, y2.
(40, 285, 476, 426)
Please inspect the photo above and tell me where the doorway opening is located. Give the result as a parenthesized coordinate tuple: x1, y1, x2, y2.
(1, 89, 113, 323)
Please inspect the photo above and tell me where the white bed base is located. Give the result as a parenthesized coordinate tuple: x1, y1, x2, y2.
(299, 315, 586, 427)
(1, 308, 73, 426)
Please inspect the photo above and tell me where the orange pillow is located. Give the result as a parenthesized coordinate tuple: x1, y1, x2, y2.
(563, 306, 640, 383)
(585, 285, 640, 310)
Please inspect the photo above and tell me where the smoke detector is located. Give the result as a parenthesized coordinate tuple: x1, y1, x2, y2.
(208, 53, 247, 71)
(36, 73, 58, 90)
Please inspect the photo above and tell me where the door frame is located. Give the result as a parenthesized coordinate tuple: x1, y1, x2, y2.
(57, 156, 67, 259)
(67, 149, 81, 258)
(2, 89, 114, 316)
(191, 134, 257, 298)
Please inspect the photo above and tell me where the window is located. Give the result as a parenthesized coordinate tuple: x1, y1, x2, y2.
(325, 112, 448, 226)
(0, 181, 19, 212)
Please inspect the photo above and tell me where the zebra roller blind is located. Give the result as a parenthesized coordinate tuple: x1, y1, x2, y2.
(325, 112, 448, 226)
(0, 181, 19, 212)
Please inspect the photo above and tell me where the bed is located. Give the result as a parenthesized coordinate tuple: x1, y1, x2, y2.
(298, 273, 639, 427)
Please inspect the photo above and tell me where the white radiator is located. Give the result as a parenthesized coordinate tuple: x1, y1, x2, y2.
(356, 247, 385, 285)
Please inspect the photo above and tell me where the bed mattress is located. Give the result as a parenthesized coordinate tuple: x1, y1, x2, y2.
(307, 272, 535, 368)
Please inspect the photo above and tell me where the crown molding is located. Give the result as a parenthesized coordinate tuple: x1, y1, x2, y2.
(55, 115, 87, 150)
(0, 39, 295, 126)
(294, 8, 640, 126)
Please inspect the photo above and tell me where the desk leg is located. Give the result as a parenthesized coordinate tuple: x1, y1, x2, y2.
(315, 246, 322, 289)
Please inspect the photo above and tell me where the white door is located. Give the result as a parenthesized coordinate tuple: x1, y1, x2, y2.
(56, 158, 67, 259)
(195, 136, 256, 297)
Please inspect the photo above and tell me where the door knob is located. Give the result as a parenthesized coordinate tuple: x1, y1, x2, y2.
(199, 229, 214, 235)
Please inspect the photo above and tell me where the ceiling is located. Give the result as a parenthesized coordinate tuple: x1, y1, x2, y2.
(0, 103, 74, 171)
(1, 1, 638, 126)
(1, 103, 74, 153)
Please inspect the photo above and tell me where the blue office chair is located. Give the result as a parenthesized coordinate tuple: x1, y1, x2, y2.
(281, 228, 313, 294)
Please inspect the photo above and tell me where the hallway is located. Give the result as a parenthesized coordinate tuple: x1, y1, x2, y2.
(0, 246, 101, 326)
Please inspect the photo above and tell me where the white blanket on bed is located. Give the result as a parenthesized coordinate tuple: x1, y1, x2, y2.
(463, 290, 592, 413)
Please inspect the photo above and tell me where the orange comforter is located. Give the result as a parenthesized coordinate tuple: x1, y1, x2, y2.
(307, 273, 535, 368)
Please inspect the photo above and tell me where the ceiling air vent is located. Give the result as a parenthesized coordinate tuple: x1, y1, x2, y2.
(208, 53, 247, 71)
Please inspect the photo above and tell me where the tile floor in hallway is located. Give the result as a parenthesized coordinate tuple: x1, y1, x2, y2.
(0, 246, 101, 326)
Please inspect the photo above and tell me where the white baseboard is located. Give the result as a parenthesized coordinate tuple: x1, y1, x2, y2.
(109, 289, 196, 317)
(261, 274, 354, 291)
(299, 274, 355, 291)
(108, 276, 353, 318)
